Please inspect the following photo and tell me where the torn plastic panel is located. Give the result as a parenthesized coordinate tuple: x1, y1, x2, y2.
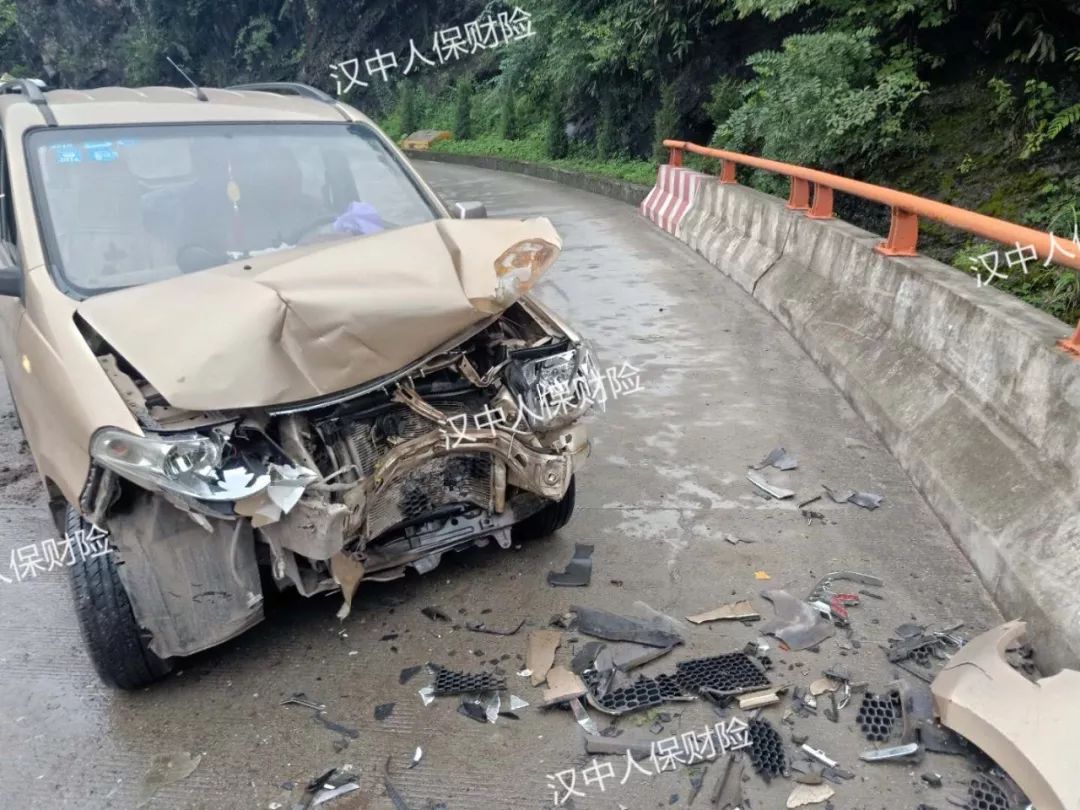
(107, 491, 264, 659)
(931, 621, 1080, 810)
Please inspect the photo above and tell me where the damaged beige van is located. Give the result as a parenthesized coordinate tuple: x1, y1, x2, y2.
(0, 80, 593, 688)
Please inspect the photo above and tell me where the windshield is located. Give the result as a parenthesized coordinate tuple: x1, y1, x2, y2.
(27, 122, 440, 294)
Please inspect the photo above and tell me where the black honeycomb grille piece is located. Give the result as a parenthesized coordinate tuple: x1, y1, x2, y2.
(966, 775, 1023, 810)
(747, 718, 787, 781)
(856, 688, 902, 742)
(586, 672, 689, 714)
(430, 665, 506, 696)
(674, 653, 771, 697)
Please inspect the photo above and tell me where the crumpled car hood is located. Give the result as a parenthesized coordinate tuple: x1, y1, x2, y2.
(76, 217, 561, 411)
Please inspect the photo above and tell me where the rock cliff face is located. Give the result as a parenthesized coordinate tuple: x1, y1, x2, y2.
(4, 0, 484, 91)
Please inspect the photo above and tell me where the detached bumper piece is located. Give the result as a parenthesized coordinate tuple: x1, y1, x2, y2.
(584, 652, 771, 716)
(430, 664, 507, 696)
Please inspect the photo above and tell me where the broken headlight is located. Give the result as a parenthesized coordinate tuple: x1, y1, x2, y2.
(90, 427, 270, 502)
(505, 342, 598, 431)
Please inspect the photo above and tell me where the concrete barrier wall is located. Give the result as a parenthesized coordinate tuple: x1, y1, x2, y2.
(640, 165, 708, 234)
(670, 178, 1080, 670)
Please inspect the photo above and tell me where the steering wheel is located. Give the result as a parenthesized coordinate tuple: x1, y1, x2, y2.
(285, 214, 339, 245)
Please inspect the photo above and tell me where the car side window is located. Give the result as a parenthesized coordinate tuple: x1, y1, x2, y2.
(0, 134, 18, 269)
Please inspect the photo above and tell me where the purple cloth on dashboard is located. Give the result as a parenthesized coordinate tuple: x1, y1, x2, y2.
(332, 201, 385, 235)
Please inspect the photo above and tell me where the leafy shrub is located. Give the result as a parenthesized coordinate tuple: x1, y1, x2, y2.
(545, 92, 569, 158)
(715, 28, 928, 169)
(453, 78, 473, 140)
(499, 81, 518, 140)
(398, 82, 418, 137)
(596, 93, 617, 159)
(653, 84, 679, 163)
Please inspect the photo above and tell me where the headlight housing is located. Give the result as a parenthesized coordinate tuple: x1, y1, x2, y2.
(505, 341, 598, 432)
(90, 427, 271, 501)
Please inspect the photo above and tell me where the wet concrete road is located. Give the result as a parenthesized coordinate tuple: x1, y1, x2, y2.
(0, 163, 1001, 809)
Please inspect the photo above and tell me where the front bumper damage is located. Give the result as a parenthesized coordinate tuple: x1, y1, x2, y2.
(81, 302, 593, 659)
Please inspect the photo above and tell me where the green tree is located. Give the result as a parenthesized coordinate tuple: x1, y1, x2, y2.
(653, 84, 680, 163)
(596, 92, 617, 158)
(453, 77, 473, 140)
(398, 81, 418, 136)
(499, 82, 518, 140)
(544, 91, 569, 159)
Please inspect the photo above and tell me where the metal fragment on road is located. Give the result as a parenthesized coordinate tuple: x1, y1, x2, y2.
(801, 744, 838, 769)
(383, 756, 411, 810)
(584, 734, 654, 760)
(849, 491, 884, 510)
(756, 446, 799, 471)
(822, 484, 883, 510)
(859, 742, 921, 762)
(409, 747, 423, 769)
(571, 697, 599, 735)
(282, 693, 326, 711)
(464, 619, 526, 636)
(418, 685, 435, 706)
(760, 590, 836, 651)
(312, 782, 361, 806)
(807, 571, 883, 601)
(822, 484, 854, 504)
(548, 543, 594, 587)
(747, 470, 795, 500)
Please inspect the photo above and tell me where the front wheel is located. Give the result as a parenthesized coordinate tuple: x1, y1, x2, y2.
(513, 477, 576, 541)
(67, 506, 174, 689)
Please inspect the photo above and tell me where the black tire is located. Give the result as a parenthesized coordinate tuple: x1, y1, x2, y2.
(513, 476, 576, 541)
(67, 506, 174, 689)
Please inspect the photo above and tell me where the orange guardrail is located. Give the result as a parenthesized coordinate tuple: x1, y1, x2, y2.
(662, 139, 1080, 356)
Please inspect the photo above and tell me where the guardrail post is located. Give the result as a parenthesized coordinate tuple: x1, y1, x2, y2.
(876, 207, 919, 257)
(719, 160, 738, 185)
(1061, 323, 1080, 357)
(787, 177, 811, 211)
(668, 146, 683, 167)
(808, 184, 834, 220)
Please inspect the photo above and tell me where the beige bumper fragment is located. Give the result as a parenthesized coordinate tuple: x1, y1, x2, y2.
(931, 620, 1080, 810)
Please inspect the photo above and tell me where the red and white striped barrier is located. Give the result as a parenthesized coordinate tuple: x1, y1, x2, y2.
(640, 165, 707, 234)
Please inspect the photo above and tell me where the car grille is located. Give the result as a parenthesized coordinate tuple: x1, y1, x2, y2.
(341, 403, 494, 539)
(367, 454, 494, 539)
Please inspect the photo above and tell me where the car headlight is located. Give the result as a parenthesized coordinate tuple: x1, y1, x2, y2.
(491, 239, 560, 308)
(505, 342, 598, 431)
(90, 427, 270, 501)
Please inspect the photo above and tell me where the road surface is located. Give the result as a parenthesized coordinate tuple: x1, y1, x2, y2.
(0, 162, 1001, 809)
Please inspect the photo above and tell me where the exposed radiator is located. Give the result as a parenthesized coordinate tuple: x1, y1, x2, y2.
(367, 454, 495, 539)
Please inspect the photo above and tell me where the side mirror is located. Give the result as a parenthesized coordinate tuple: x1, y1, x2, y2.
(454, 201, 487, 220)
(0, 265, 20, 298)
